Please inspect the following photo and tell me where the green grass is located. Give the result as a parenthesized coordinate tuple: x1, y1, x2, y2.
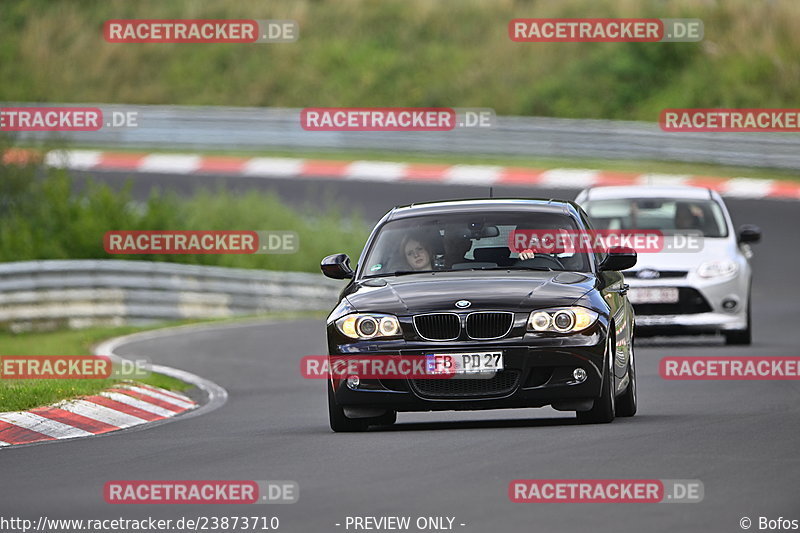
(1, 0, 799, 121)
(0, 324, 189, 412)
(0, 312, 326, 412)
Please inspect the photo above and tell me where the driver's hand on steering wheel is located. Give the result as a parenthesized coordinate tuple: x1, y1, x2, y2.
(519, 249, 536, 260)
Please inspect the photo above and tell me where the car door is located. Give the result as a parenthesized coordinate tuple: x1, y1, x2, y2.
(580, 208, 633, 383)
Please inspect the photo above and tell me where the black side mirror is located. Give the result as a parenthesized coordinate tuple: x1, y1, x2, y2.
(321, 253, 354, 279)
(600, 246, 637, 272)
(738, 224, 761, 244)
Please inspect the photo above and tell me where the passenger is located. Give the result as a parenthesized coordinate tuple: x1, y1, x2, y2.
(400, 233, 434, 271)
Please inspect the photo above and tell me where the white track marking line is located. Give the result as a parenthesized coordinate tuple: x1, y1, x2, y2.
(539, 169, 599, 188)
(242, 157, 304, 177)
(44, 150, 102, 170)
(635, 173, 691, 186)
(345, 161, 407, 181)
(138, 154, 201, 174)
(723, 178, 775, 198)
(444, 165, 502, 185)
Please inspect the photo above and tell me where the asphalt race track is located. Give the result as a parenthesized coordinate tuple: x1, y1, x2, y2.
(4, 171, 800, 533)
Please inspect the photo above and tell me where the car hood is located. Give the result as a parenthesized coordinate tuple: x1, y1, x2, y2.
(344, 270, 595, 315)
(626, 237, 738, 273)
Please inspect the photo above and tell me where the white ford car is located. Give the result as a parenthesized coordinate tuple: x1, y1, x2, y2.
(575, 186, 761, 345)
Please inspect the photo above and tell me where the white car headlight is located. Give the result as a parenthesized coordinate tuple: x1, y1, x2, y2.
(335, 313, 402, 340)
(527, 307, 599, 333)
(697, 260, 738, 279)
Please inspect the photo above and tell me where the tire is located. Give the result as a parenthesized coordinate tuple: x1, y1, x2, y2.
(577, 335, 616, 424)
(327, 381, 368, 432)
(724, 299, 752, 345)
(615, 336, 637, 418)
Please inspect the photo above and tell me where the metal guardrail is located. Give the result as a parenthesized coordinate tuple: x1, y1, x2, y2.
(0, 260, 342, 331)
(7, 103, 800, 170)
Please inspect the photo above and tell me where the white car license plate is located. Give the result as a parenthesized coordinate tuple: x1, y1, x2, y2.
(425, 352, 503, 375)
(628, 287, 679, 304)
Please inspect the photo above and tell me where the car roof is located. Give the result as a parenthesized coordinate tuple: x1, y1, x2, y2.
(579, 185, 715, 201)
(386, 198, 579, 221)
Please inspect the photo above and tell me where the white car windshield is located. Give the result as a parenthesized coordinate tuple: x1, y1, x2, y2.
(582, 198, 729, 238)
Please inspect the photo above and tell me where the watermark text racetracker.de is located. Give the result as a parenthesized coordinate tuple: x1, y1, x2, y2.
(104, 480, 298, 504)
(507, 229, 704, 254)
(509, 479, 704, 503)
(302, 354, 464, 379)
(104, 19, 298, 43)
(660, 357, 800, 380)
(0, 355, 149, 379)
(300, 107, 495, 131)
(0, 107, 138, 131)
(103, 230, 298, 254)
(509, 18, 703, 42)
(661, 108, 800, 132)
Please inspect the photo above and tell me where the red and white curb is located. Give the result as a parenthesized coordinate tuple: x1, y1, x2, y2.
(0, 322, 231, 449)
(13, 148, 799, 200)
(0, 383, 196, 447)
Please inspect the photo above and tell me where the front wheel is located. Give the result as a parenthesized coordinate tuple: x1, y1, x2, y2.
(577, 336, 616, 424)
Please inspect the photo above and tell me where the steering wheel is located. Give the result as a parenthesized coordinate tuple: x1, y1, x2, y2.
(514, 254, 565, 270)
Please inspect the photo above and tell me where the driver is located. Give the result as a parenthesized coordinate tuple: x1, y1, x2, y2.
(516, 222, 578, 267)
(517, 227, 571, 260)
(675, 202, 703, 230)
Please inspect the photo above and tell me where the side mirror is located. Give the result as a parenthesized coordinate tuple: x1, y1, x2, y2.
(321, 253, 354, 279)
(738, 224, 761, 244)
(600, 246, 637, 272)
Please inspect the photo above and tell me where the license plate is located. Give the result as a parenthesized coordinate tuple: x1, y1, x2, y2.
(425, 352, 503, 375)
(628, 287, 679, 304)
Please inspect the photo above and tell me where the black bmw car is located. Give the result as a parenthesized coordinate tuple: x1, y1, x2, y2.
(321, 199, 638, 431)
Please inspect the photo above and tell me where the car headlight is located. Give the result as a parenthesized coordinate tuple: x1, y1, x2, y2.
(697, 260, 738, 278)
(527, 307, 598, 333)
(335, 313, 402, 340)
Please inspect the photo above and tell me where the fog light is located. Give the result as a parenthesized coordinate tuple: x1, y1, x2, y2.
(722, 298, 738, 311)
(573, 368, 587, 383)
(346, 375, 360, 390)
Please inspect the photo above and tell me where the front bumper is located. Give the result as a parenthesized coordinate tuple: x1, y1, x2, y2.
(629, 272, 749, 335)
(635, 311, 747, 333)
(328, 326, 607, 414)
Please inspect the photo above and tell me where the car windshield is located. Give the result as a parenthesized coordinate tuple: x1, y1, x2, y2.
(361, 211, 592, 277)
(582, 198, 729, 238)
